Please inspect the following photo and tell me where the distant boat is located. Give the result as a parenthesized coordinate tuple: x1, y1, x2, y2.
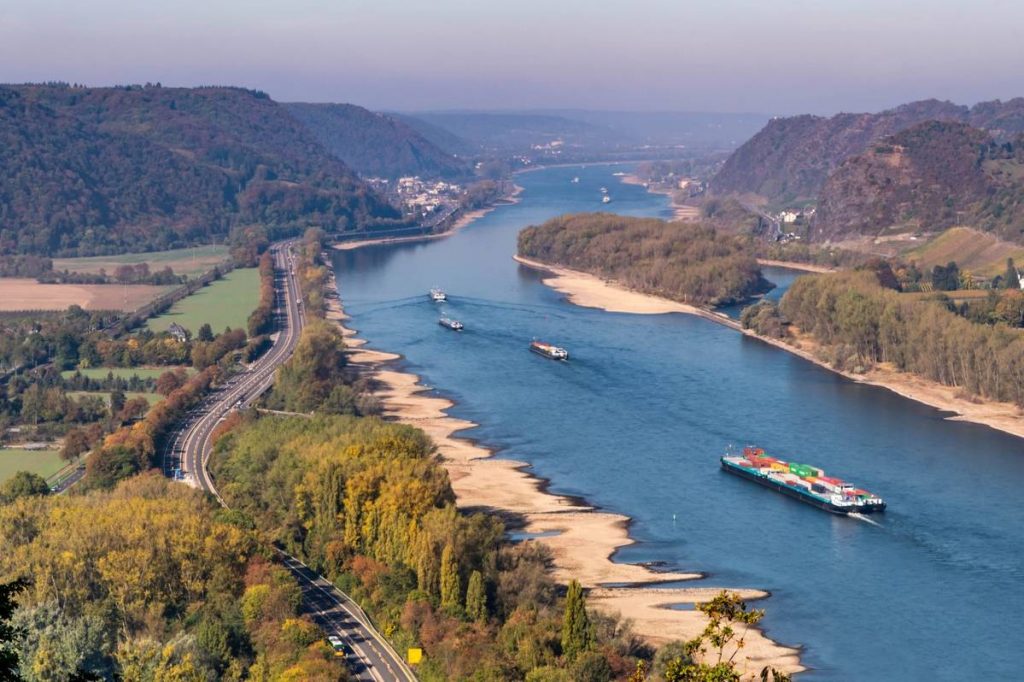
(439, 317, 464, 331)
(599, 186, 608, 194)
(602, 195, 612, 204)
(429, 288, 447, 302)
(530, 340, 569, 361)
(612, 172, 626, 177)
(571, 176, 580, 184)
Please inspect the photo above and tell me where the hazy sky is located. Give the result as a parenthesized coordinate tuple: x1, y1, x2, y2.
(2, 0, 1021, 114)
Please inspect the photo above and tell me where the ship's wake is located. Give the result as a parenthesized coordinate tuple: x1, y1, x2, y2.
(848, 513, 882, 527)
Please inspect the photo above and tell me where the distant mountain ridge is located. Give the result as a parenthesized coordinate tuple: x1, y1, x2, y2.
(712, 98, 1024, 204)
(0, 83, 400, 256)
(286, 102, 471, 179)
(813, 121, 1024, 243)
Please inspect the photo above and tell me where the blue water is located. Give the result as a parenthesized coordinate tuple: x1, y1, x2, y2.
(332, 164, 1024, 680)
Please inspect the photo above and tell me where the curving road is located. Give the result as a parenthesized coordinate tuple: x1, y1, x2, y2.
(163, 241, 415, 681)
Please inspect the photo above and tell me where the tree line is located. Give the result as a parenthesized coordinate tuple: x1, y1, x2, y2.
(743, 269, 1024, 406)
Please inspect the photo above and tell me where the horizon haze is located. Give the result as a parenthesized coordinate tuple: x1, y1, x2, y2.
(1, 0, 1022, 115)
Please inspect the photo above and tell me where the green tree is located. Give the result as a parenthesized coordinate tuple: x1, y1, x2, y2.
(465, 570, 486, 622)
(0, 471, 50, 504)
(439, 544, 461, 616)
(1003, 258, 1019, 289)
(109, 389, 125, 416)
(197, 323, 214, 343)
(0, 578, 29, 680)
(561, 579, 592, 661)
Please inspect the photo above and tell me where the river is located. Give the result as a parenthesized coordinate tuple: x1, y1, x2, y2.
(331, 163, 1024, 680)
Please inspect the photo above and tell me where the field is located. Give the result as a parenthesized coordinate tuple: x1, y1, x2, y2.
(61, 366, 193, 381)
(0, 279, 171, 312)
(905, 227, 1024, 277)
(68, 390, 162, 407)
(53, 245, 231, 279)
(147, 268, 259, 334)
(902, 289, 994, 302)
(0, 448, 64, 484)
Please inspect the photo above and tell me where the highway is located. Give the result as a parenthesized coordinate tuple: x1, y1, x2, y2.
(162, 241, 416, 681)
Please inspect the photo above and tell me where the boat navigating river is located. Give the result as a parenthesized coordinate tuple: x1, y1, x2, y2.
(332, 163, 1024, 680)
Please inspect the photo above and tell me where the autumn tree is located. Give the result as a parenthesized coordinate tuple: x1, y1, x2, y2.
(61, 427, 92, 462)
(561, 580, 592, 661)
(155, 368, 188, 396)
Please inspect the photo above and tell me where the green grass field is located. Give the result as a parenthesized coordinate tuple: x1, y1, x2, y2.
(61, 366, 193, 381)
(147, 268, 260, 334)
(53, 245, 231, 278)
(68, 390, 163, 407)
(0, 448, 64, 484)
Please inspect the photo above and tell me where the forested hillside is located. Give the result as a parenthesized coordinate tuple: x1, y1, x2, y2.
(0, 473, 347, 680)
(0, 83, 402, 256)
(210, 411, 696, 680)
(518, 213, 770, 305)
(286, 102, 470, 179)
(813, 122, 1024, 243)
(712, 98, 1024, 204)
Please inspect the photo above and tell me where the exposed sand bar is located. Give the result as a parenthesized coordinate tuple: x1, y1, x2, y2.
(324, 266, 803, 678)
(333, 186, 522, 252)
(620, 173, 700, 221)
(756, 259, 836, 274)
(517, 256, 1024, 442)
(514, 255, 741, 330)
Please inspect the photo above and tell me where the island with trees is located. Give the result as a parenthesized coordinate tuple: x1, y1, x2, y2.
(517, 213, 772, 307)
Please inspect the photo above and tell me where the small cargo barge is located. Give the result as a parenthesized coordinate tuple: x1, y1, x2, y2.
(439, 317, 464, 331)
(721, 447, 885, 515)
(530, 340, 569, 360)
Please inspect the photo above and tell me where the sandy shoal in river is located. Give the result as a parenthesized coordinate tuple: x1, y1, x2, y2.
(324, 278, 803, 678)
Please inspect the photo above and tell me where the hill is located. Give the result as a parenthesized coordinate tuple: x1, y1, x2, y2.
(0, 83, 401, 256)
(812, 121, 1024, 243)
(403, 111, 606, 152)
(285, 102, 471, 179)
(385, 113, 477, 157)
(904, 227, 1024, 277)
(712, 98, 1024, 205)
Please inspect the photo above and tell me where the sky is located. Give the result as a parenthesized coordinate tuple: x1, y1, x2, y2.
(1, 0, 1022, 115)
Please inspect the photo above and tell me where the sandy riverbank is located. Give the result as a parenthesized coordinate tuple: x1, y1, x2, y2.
(324, 270, 802, 677)
(756, 259, 836, 274)
(333, 186, 522, 252)
(517, 256, 1024, 441)
(620, 173, 701, 221)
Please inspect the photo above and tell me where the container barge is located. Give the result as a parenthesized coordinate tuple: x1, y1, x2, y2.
(721, 447, 886, 514)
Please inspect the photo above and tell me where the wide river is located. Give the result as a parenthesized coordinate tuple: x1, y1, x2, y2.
(332, 164, 1024, 680)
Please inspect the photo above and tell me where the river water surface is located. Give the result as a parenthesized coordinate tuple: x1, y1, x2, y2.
(332, 164, 1024, 680)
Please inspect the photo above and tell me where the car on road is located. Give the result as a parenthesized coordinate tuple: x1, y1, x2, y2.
(326, 635, 350, 658)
